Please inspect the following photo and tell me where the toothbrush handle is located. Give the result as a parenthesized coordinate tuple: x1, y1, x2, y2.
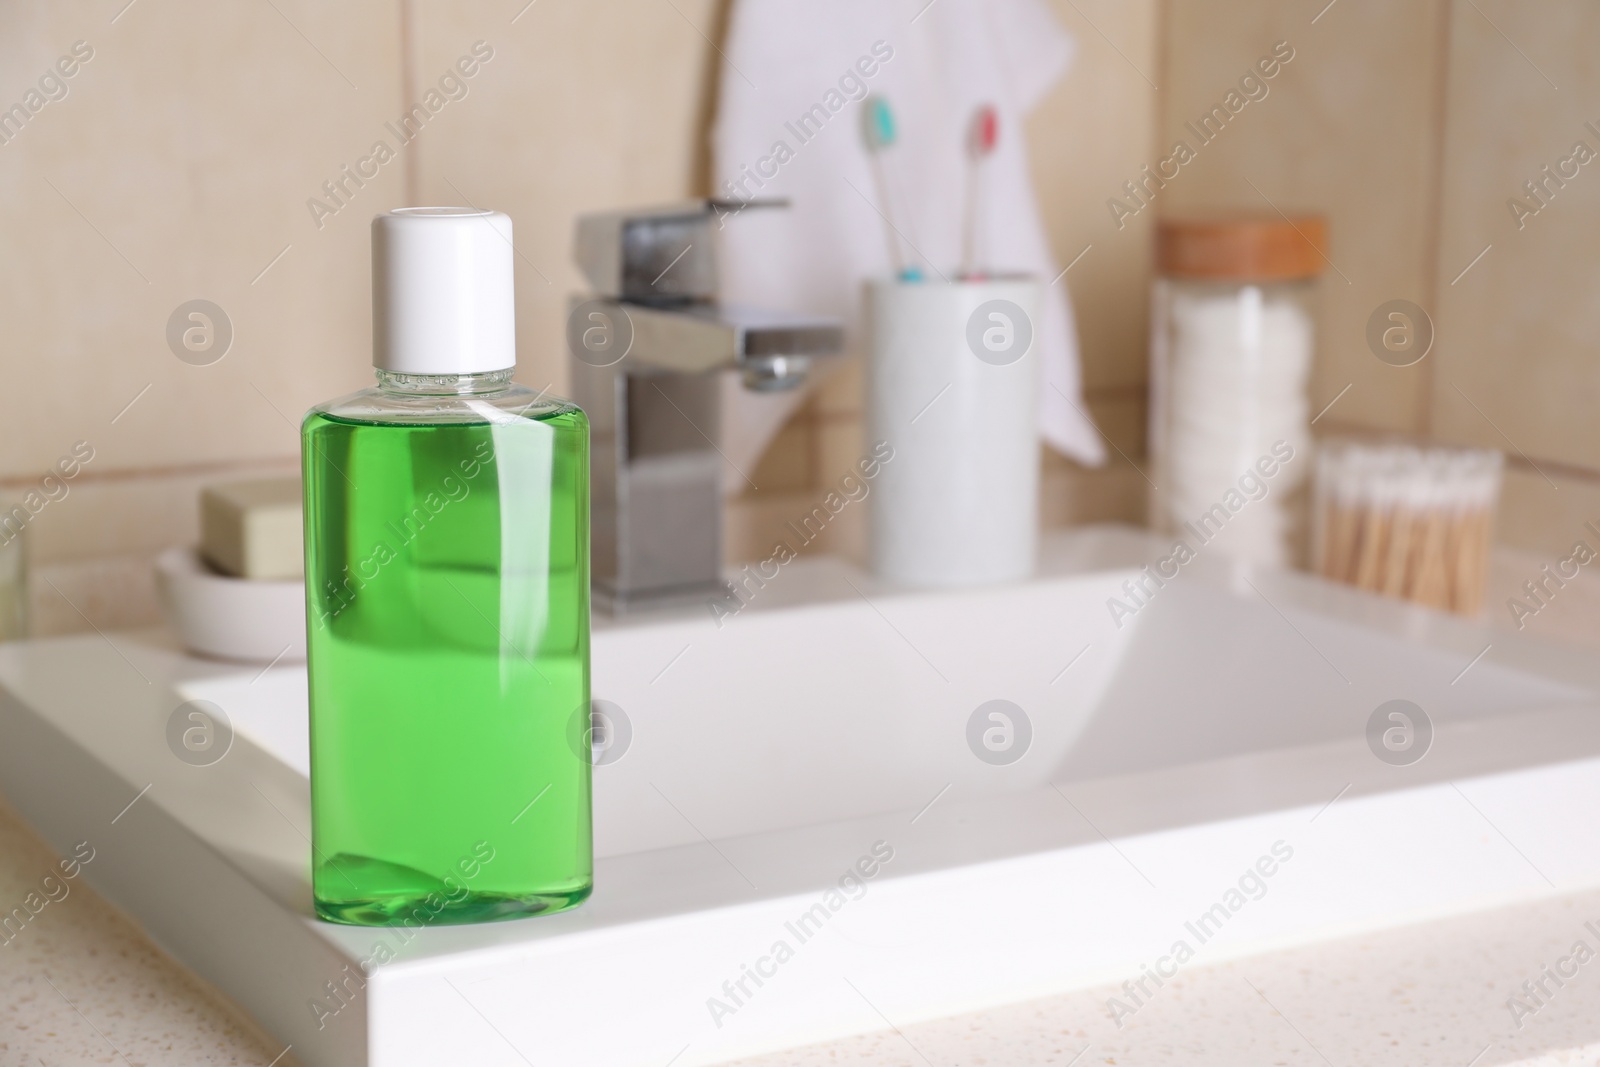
(868, 156, 905, 276)
(961, 160, 979, 279)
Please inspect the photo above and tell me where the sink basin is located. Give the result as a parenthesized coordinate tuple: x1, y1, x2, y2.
(4, 525, 1600, 1066)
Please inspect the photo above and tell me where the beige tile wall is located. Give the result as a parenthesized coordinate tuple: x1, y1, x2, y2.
(14, 0, 1592, 634)
(1, 0, 406, 631)
(1154, 0, 1600, 560)
(2, 0, 1161, 636)
(1155, 0, 1450, 438)
(1430, 1, 1600, 470)
(0, 1, 404, 476)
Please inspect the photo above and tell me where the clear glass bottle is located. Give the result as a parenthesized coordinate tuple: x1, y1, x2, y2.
(302, 208, 592, 926)
(1148, 216, 1325, 569)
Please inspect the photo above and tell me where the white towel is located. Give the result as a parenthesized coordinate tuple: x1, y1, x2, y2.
(711, 0, 1106, 490)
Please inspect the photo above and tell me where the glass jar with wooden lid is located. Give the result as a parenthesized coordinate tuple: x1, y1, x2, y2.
(1148, 214, 1327, 569)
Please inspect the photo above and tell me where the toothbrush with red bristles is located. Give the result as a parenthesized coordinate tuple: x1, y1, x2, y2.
(961, 103, 999, 280)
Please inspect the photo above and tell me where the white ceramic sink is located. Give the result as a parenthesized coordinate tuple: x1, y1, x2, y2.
(4, 525, 1600, 1066)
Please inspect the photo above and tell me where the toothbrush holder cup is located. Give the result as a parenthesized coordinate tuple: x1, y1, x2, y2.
(865, 275, 1042, 587)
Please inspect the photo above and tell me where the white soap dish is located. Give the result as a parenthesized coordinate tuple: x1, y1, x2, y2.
(154, 547, 306, 663)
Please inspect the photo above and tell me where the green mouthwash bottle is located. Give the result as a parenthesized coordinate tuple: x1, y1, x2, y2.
(302, 207, 592, 926)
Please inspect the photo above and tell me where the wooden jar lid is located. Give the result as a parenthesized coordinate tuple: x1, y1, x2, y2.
(1157, 215, 1327, 281)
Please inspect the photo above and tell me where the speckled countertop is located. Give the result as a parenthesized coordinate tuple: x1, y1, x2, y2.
(5, 786, 1600, 1067)
(4, 551, 1600, 1067)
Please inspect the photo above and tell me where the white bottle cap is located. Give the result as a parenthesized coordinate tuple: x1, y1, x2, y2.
(371, 207, 516, 374)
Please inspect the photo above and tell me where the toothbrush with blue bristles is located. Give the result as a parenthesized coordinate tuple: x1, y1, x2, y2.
(862, 94, 923, 282)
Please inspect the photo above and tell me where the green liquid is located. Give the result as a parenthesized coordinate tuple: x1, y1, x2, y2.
(302, 403, 592, 926)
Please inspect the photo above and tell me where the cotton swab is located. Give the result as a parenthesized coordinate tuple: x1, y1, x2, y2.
(1313, 442, 1503, 615)
(861, 95, 923, 282)
(961, 104, 998, 279)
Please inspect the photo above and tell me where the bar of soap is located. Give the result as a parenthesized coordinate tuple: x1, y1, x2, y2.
(200, 478, 303, 580)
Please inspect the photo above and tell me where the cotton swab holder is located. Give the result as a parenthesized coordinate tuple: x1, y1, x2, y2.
(866, 275, 1042, 587)
(1312, 441, 1503, 616)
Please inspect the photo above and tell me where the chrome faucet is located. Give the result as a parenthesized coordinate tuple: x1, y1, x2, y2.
(568, 200, 843, 613)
